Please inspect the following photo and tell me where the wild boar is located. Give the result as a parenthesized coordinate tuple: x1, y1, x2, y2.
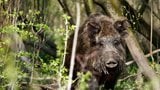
(65, 13, 128, 90)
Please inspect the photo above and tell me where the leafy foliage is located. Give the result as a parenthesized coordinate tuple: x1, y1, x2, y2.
(0, 0, 160, 90)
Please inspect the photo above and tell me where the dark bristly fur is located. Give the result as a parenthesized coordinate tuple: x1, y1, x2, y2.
(65, 13, 128, 90)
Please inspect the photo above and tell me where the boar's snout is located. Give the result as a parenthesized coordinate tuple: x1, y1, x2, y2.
(102, 51, 121, 69)
(106, 58, 118, 68)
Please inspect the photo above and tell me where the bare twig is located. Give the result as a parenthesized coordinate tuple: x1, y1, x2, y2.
(67, 2, 80, 90)
(88, 0, 95, 13)
(126, 49, 160, 65)
(83, 0, 91, 16)
(146, 49, 160, 57)
(119, 74, 137, 82)
(157, 0, 160, 63)
(57, 0, 75, 25)
(138, 0, 149, 15)
(125, 60, 134, 66)
(29, 44, 36, 85)
(146, 3, 160, 20)
(93, 0, 111, 16)
(150, 0, 154, 61)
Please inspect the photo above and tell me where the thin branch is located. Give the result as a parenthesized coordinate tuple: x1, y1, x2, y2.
(24, 41, 57, 58)
(125, 60, 134, 66)
(83, 0, 91, 16)
(58, 13, 70, 89)
(150, 0, 154, 61)
(157, 0, 160, 63)
(126, 49, 160, 65)
(29, 50, 35, 84)
(93, 0, 111, 16)
(62, 17, 70, 67)
(67, 2, 80, 90)
(57, 0, 75, 25)
(145, 3, 160, 20)
(119, 74, 137, 82)
(138, 0, 149, 15)
(22, 83, 57, 90)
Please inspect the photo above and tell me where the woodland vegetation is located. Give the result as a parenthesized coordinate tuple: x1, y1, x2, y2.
(0, 0, 160, 90)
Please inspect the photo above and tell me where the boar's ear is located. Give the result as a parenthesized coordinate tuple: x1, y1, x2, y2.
(114, 20, 130, 37)
(86, 21, 101, 46)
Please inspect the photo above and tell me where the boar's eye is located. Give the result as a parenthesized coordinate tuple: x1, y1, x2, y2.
(88, 22, 100, 34)
(114, 21, 124, 33)
(92, 28, 100, 34)
(113, 39, 120, 46)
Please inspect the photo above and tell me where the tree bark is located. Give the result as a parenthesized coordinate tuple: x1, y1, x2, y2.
(125, 28, 160, 90)
(108, 0, 160, 90)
